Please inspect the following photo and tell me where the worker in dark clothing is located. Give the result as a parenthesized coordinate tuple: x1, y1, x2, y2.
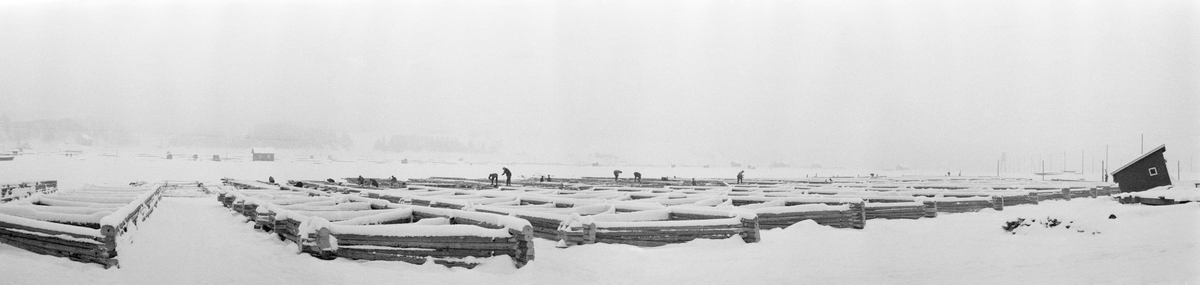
(633, 172, 641, 183)
(370, 179, 379, 188)
(357, 175, 365, 185)
(502, 168, 512, 186)
(488, 173, 499, 187)
(390, 176, 398, 182)
(268, 176, 275, 184)
(613, 170, 622, 182)
(293, 181, 304, 187)
(546, 175, 552, 182)
(737, 170, 744, 184)
(539, 176, 545, 182)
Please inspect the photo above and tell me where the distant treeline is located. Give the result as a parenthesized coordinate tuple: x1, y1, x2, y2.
(0, 117, 495, 153)
(167, 122, 354, 149)
(0, 117, 353, 150)
(373, 134, 497, 153)
(0, 116, 137, 147)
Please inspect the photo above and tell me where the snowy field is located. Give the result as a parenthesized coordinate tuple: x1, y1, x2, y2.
(2, 154, 1198, 284)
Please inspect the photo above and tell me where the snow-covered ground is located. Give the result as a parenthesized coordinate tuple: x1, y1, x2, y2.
(2, 154, 1198, 284)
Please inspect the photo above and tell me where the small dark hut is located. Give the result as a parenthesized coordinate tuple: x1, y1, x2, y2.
(1111, 144, 1171, 193)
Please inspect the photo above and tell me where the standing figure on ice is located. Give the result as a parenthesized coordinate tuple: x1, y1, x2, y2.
(502, 167, 512, 186)
(633, 172, 642, 183)
(268, 176, 275, 184)
(488, 173, 499, 187)
(613, 170, 622, 182)
(737, 170, 744, 184)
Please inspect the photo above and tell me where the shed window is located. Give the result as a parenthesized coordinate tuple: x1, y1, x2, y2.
(1148, 167, 1158, 176)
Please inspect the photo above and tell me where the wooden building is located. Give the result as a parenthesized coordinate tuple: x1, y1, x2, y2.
(1110, 144, 1170, 193)
(251, 148, 275, 161)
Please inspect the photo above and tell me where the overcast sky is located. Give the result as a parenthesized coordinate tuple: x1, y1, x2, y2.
(1, 0, 1197, 171)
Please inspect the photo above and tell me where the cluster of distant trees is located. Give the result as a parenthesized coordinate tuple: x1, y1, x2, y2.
(0, 117, 495, 153)
(0, 117, 356, 150)
(0, 116, 137, 147)
(373, 134, 496, 153)
(167, 122, 354, 149)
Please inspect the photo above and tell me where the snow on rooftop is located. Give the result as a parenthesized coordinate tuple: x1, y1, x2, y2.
(1110, 144, 1166, 175)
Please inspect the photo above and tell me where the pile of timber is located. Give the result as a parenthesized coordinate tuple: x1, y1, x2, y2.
(995, 192, 1039, 206)
(0, 184, 163, 268)
(341, 177, 407, 189)
(1035, 189, 1070, 201)
(1114, 185, 1194, 206)
(750, 203, 865, 229)
(291, 180, 366, 194)
(923, 196, 1001, 213)
(864, 202, 929, 220)
(222, 178, 281, 190)
(160, 181, 211, 197)
(1, 180, 58, 203)
(235, 176, 1120, 248)
(585, 207, 759, 247)
(216, 184, 535, 268)
(1067, 187, 1102, 199)
(407, 178, 492, 189)
(472, 203, 615, 244)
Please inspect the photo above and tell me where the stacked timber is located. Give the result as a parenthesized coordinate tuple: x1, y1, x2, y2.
(0, 184, 163, 268)
(864, 202, 926, 220)
(994, 192, 1039, 206)
(1096, 186, 1115, 197)
(1035, 189, 1069, 201)
(1, 180, 58, 203)
(583, 206, 759, 247)
(471, 203, 616, 245)
(222, 179, 281, 190)
(219, 187, 535, 268)
(751, 203, 863, 229)
(1068, 187, 1095, 199)
(923, 196, 997, 213)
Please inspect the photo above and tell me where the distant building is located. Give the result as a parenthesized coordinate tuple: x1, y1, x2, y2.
(1111, 144, 1170, 193)
(252, 148, 275, 161)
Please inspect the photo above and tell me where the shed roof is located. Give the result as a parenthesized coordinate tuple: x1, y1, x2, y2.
(251, 147, 276, 154)
(1110, 144, 1166, 175)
